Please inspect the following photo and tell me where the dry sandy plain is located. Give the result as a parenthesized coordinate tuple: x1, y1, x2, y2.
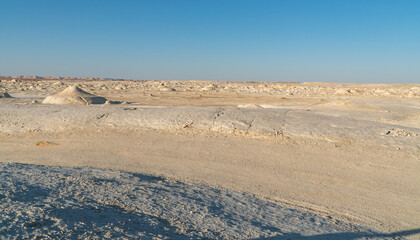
(1, 79, 419, 239)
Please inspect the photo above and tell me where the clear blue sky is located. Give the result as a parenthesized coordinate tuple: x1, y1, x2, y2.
(1, 0, 419, 83)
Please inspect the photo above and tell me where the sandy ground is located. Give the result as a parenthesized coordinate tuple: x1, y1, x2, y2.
(1, 79, 420, 239)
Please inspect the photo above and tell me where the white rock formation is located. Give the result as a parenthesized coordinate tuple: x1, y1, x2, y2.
(42, 85, 107, 105)
(237, 103, 263, 109)
(160, 86, 176, 92)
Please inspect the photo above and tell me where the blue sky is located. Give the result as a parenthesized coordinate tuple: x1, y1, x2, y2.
(1, 0, 419, 83)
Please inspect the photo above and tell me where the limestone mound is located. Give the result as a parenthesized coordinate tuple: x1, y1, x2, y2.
(237, 103, 263, 109)
(0, 92, 12, 98)
(42, 85, 107, 105)
(201, 84, 216, 91)
(160, 86, 176, 92)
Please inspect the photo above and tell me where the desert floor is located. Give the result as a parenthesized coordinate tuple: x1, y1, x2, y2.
(1, 79, 419, 239)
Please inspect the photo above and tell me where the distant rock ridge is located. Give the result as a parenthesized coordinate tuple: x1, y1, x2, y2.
(42, 85, 107, 105)
(0, 75, 128, 81)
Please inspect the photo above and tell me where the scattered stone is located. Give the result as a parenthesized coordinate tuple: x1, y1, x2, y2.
(384, 128, 413, 138)
(36, 141, 59, 147)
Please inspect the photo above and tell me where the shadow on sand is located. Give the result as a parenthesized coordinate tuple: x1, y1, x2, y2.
(252, 228, 420, 240)
(2, 163, 419, 239)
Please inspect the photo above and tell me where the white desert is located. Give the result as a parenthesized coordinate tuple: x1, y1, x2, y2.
(1, 78, 419, 239)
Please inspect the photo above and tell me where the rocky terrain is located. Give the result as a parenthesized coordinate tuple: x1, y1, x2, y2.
(1, 78, 419, 239)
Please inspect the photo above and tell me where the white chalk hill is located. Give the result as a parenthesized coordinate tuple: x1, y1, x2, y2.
(43, 85, 107, 105)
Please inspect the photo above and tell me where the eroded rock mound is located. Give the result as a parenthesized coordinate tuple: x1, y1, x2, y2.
(160, 86, 176, 92)
(42, 85, 107, 105)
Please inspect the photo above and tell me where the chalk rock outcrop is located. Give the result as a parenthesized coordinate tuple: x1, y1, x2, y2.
(42, 85, 107, 105)
(237, 103, 262, 109)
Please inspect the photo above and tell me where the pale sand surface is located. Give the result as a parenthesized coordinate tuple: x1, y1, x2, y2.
(1, 79, 419, 239)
